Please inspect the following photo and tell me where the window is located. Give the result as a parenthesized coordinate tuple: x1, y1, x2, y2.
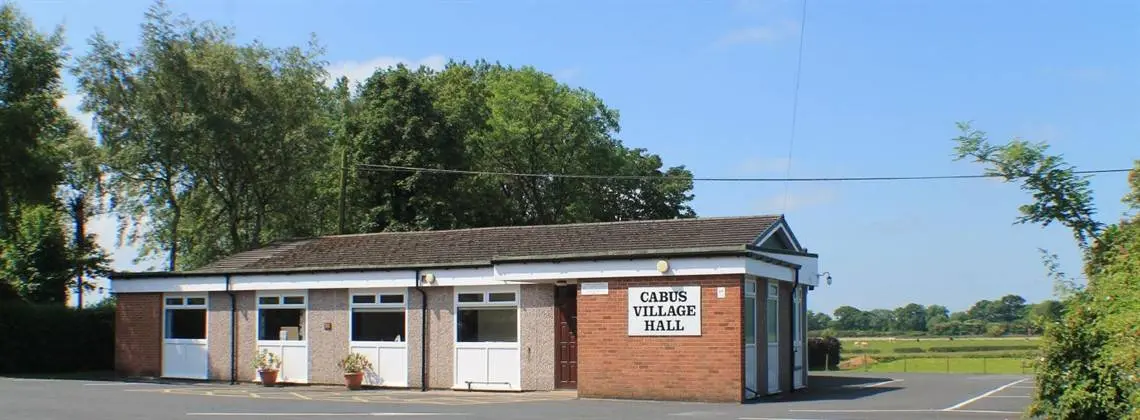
(350, 291, 406, 342)
(457, 308, 517, 342)
(455, 290, 518, 343)
(352, 310, 405, 341)
(744, 296, 756, 345)
(258, 293, 306, 341)
(164, 295, 207, 340)
(767, 283, 779, 344)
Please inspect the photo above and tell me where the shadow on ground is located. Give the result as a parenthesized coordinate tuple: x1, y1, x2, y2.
(746, 374, 901, 404)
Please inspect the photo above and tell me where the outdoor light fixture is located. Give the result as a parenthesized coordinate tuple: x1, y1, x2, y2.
(817, 271, 832, 285)
(656, 260, 670, 273)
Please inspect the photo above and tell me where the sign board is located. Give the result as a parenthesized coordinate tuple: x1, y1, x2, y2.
(581, 282, 609, 295)
(628, 286, 701, 336)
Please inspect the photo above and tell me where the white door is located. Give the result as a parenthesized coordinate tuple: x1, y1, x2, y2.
(162, 295, 209, 380)
(793, 286, 805, 389)
(255, 292, 309, 383)
(453, 287, 521, 391)
(766, 282, 780, 394)
(744, 279, 758, 397)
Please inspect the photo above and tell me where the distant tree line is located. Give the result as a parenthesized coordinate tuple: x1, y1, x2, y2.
(808, 294, 1065, 337)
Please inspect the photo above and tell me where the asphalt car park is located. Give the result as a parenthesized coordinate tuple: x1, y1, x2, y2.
(1, 372, 1033, 419)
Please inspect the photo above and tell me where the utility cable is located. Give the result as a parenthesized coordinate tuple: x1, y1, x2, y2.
(355, 163, 1131, 183)
(782, 0, 810, 212)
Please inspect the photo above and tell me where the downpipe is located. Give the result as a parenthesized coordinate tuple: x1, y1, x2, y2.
(226, 274, 236, 385)
(414, 269, 427, 392)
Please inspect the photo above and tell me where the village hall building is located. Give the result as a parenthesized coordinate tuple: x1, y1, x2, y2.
(110, 215, 820, 402)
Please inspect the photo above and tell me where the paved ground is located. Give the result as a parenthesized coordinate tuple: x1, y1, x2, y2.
(1, 372, 1035, 419)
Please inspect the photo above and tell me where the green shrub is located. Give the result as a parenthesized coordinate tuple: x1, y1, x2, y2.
(849, 348, 882, 355)
(0, 303, 114, 374)
(893, 347, 925, 354)
(927, 345, 1038, 353)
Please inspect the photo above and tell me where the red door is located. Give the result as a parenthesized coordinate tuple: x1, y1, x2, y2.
(555, 285, 578, 389)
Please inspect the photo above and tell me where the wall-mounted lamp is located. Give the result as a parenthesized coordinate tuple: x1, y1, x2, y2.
(817, 271, 833, 286)
(656, 260, 670, 273)
(422, 273, 436, 285)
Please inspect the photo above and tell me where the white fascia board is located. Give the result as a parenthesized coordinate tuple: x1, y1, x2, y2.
(492, 256, 747, 282)
(230, 270, 417, 291)
(112, 276, 227, 293)
(745, 259, 794, 282)
(757, 252, 819, 286)
(421, 267, 505, 287)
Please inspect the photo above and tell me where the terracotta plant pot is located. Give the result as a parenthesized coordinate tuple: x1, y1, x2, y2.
(344, 372, 365, 390)
(258, 369, 278, 387)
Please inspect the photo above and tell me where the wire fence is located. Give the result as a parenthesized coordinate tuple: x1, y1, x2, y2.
(816, 354, 1038, 375)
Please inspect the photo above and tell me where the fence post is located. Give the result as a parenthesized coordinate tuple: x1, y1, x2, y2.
(903, 358, 907, 373)
(825, 353, 829, 371)
(983, 357, 987, 374)
(946, 357, 950, 373)
(864, 355, 869, 372)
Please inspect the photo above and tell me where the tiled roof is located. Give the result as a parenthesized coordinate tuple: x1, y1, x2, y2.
(161, 215, 783, 275)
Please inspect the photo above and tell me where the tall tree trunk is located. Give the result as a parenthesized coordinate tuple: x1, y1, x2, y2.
(71, 195, 86, 308)
(165, 184, 181, 272)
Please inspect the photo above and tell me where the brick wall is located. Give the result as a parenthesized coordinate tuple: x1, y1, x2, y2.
(115, 293, 162, 377)
(578, 274, 744, 403)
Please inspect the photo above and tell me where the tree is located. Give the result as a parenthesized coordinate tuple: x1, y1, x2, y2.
(56, 125, 110, 305)
(832, 305, 868, 330)
(0, 4, 71, 237)
(925, 304, 950, 325)
(0, 205, 72, 303)
(807, 310, 832, 331)
(953, 123, 1140, 418)
(995, 294, 1027, 323)
(893, 303, 927, 332)
(866, 309, 895, 331)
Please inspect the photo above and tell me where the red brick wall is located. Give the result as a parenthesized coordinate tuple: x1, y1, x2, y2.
(577, 274, 744, 402)
(115, 293, 162, 377)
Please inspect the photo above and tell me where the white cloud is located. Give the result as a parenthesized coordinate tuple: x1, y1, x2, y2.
(325, 54, 448, 87)
(756, 187, 837, 212)
(714, 20, 799, 48)
(737, 157, 792, 174)
(59, 92, 95, 133)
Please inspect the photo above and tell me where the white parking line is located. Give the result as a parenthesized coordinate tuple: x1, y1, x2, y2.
(943, 378, 1028, 411)
(186, 413, 468, 417)
(859, 378, 902, 388)
(790, 409, 1021, 414)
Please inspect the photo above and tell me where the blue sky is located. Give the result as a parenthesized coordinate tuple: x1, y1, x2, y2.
(22, 0, 1138, 313)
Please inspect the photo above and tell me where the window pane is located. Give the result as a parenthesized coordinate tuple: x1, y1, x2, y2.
(457, 308, 517, 342)
(165, 297, 182, 306)
(165, 309, 206, 339)
(379, 294, 403, 304)
(488, 292, 515, 303)
(352, 295, 376, 304)
(744, 297, 756, 345)
(259, 308, 305, 341)
(283, 296, 305, 305)
(186, 297, 206, 306)
(457, 293, 483, 303)
(351, 310, 406, 341)
(259, 296, 279, 305)
(766, 302, 778, 343)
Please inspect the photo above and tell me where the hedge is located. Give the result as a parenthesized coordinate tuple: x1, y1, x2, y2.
(893, 347, 926, 353)
(927, 345, 1038, 353)
(0, 303, 114, 374)
(807, 336, 841, 370)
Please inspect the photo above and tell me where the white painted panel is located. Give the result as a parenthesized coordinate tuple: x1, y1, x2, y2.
(627, 286, 701, 336)
(257, 343, 308, 384)
(486, 348, 520, 390)
(455, 347, 487, 389)
(113, 276, 227, 293)
(745, 344, 757, 396)
(350, 344, 408, 387)
(493, 256, 746, 282)
(234, 271, 416, 291)
(162, 342, 208, 379)
(759, 252, 819, 287)
(767, 343, 780, 394)
(744, 259, 794, 282)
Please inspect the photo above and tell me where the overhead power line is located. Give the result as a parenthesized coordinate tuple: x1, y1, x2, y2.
(782, 0, 810, 212)
(355, 163, 1132, 183)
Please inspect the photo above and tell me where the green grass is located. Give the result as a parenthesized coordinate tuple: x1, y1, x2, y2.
(833, 337, 1043, 374)
(854, 357, 1035, 374)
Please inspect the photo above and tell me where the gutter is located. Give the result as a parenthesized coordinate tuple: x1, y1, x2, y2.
(225, 274, 236, 385)
(413, 269, 427, 392)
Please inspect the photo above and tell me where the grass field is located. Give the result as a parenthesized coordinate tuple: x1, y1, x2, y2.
(831, 337, 1042, 374)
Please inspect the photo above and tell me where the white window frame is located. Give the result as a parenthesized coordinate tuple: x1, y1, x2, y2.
(163, 293, 208, 345)
(349, 288, 408, 343)
(453, 285, 520, 345)
(744, 280, 757, 345)
(256, 290, 309, 344)
(767, 282, 779, 345)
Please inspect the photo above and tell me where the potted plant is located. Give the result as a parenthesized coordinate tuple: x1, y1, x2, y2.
(337, 353, 372, 390)
(251, 349, 282, 387)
